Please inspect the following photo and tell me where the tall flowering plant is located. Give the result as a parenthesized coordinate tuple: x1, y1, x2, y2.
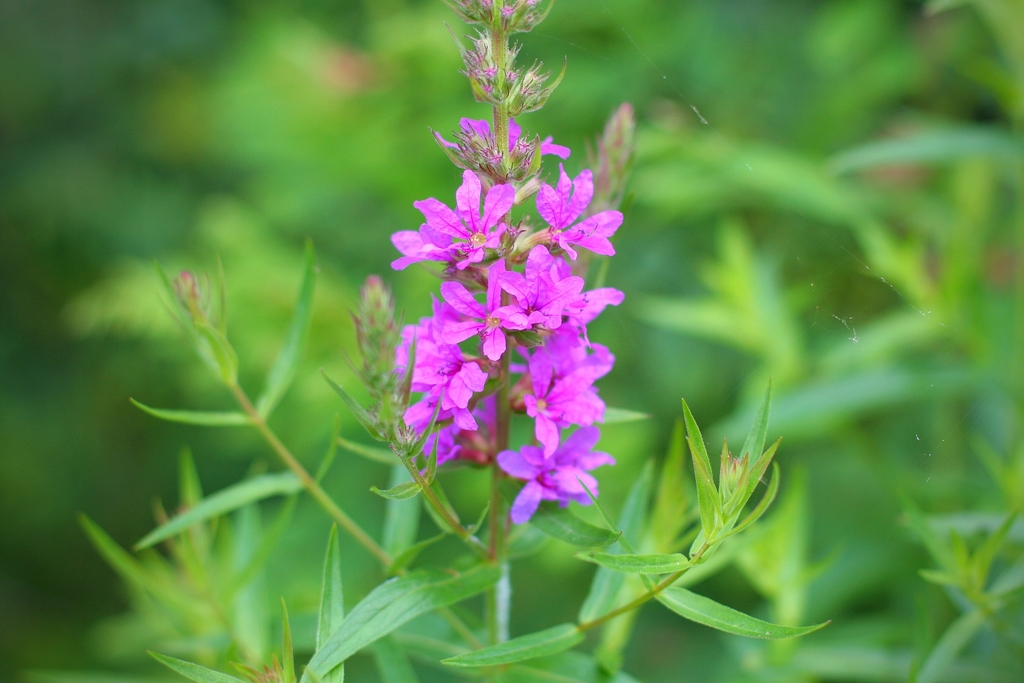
(88, 3, 829, 683)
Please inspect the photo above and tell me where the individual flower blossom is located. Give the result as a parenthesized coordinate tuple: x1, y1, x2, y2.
(439, 118, 571, 160)
(424, 396, 497, 467)
(440, 260, 520, 361)
(496, 245, 584, 330)
(395, 170, 515, 271)
(540, 325, 616, 380)
(546, 258, 625, 344)
(397, 299, 488, 431)
(537, 164, 623, 259)
(498, 426, 616, 523)
(523, 340, 611, 455)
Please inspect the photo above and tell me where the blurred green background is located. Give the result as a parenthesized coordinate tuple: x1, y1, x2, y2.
(3, 0, 1024, 681)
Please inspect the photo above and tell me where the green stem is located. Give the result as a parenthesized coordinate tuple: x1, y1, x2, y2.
(577, 542, 712, 632)
(399, 451, 489, 556)
(230, 383, 393, 567)
(491, 9, 510, 173)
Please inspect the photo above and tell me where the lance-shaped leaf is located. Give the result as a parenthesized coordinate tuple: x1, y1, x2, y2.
(281, 599, 295, 683)
(388, 534, 445, 576)
(682, 399, 721, 540)
(743, 438, 781, 505)
(656, 586, 828, 639)
(317, 526, 345, 683)
(578, 463, 654, 622)
(720, 462, 781, 541)
(196, 320, 239, 386)
(916, 609, 987, 683)
(371, 481, 421, 501)
(135, 473, 303, 549)
(602, 408, 652, 424)
(131, 400, 250, 427)
(576, 551, 690, 575)
(442, 624, 584, 668)
(302, 565, 500, 682)
(337, 437, 394, 465)
(150, 653, 247, 683)
(739, 381, 771, 464)
(79, 515, 193, 612)
(323, 372, 385, 441)
(531, 503, 621, 548)
(256, 241, 316, 417)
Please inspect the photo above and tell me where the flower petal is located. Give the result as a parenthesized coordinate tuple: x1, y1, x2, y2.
(510, 481, 544, 524)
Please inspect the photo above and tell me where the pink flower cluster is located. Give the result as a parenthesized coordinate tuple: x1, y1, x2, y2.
(392, 125, 624, 524)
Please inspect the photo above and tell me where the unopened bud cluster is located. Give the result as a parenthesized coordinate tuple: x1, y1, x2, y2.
(447, 0, 548, 34)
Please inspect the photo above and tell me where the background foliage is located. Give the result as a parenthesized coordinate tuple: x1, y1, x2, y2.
(2, 0, 1023, 681)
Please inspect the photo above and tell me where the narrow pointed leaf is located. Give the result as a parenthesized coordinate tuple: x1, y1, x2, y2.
(149, 653, 247, 683)
(281, 599, 295, 683)
(602, 408, 652, 424)
(80, 515, 191, 611)
(576, 551, 690, 575)
(579, 463, 654, 622)
(318, 526, 345, 650)
(178, 449, 203, 506)
(682, 400, 719, 540)
(322, 372, 384, 441)
(337, 436, 394, 465)
(442, 624, 584, 668)
(135, 473, 302, 549)
(131, 400, 250, 427)
(256, 241, 316, 417)
(917, 609, 987, 683)
(656, 587, 828, 639)
(372, 481, 421, 501)
(195, 320, 238, 385)
(303, 565, 501, 682)
(388, 534, 445, 576)
(739, 381, 771, 463)
(531, 503, 621, 547)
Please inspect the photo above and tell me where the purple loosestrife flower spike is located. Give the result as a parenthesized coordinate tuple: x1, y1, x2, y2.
(440, 260, 522, 361)
(537, 164, 623, 260)
(523, 342, 611, 455)
(398, 299, 487, 431)
(495, 245, 584, 330)
(498, 426, 616, 524)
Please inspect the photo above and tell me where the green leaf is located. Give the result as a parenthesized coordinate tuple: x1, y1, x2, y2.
(649, 418, 692, 553)
(602, 408, 652, 424)
(337, 436, 395, 465)
(178, 448, 203, 507)
(916, 609, 987, 683)
(303, 565, 501, 681)
(383, 464, 422, 558)
(576, 551, 690, 575)
(442, 624, 584, 668)
(131, 400, 250, 427)
(318, 526, 345, 649)
(531, 503, 621, 548)
(578, 463, 654, 622)
(656, 586, 828, 639)
(370, 638, 420, 683)
(388, 534, 445, 576)
(281, 599, 295, 683)
(323, 372, 385, 441)
(231, 504, 270, 662)
(135, 473, 302, 549)
(829, 126, 1024, 175)
(149, 653, 247, 683)
(195, 319, 239, 385)
(739, 380, 771, 465)
(256, 241, 316, 417)
(371, 481, 421, 501)
(79, 515, 191, 612)
(722, 462, 780, 540)
(682, 399, 720, 540)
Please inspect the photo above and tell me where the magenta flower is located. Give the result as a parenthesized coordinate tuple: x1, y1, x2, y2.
(496, 245, 584, 330)
(498, 426, 616, 523)
(440, 118, 571, 160)
(524, 341, 610, 455)
(537, 165, 623, 259)
(402, 170, 515, 270)
(440, 260, 521, 361)
(397, 299, 487, 430)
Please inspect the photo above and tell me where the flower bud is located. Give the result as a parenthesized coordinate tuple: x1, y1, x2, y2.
(587, 103, 636, 215)
(353, 275, 401, 401)
(173, 270, 212, 326)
